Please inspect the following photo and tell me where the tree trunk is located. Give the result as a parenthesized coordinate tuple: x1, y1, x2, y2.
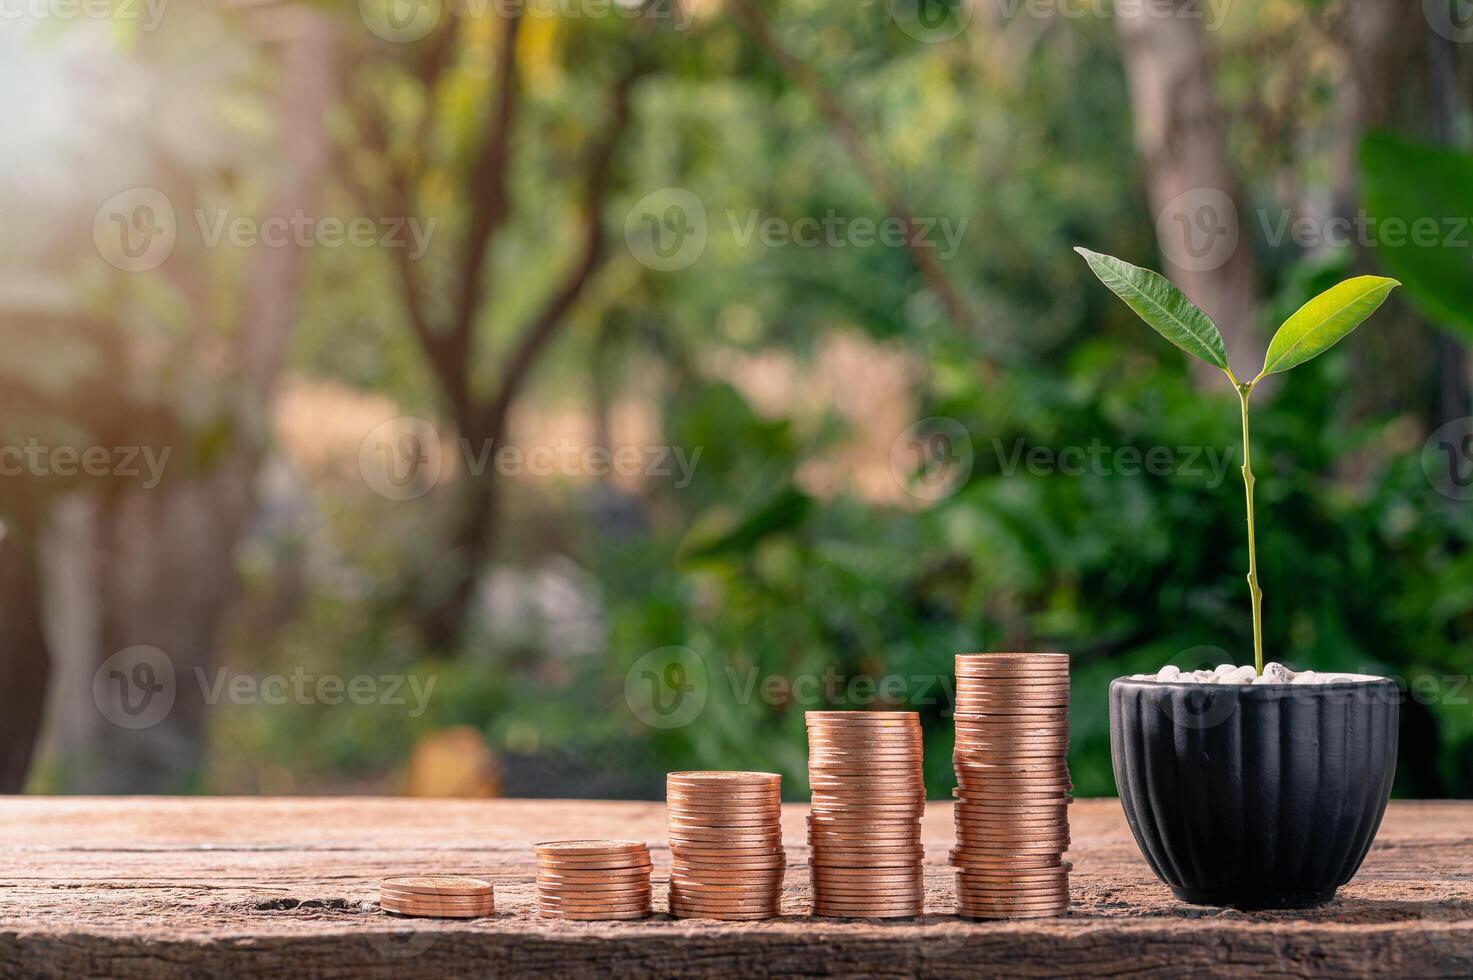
(418, 464, 501, 654)
(1113, 1, 1261, 381)
(72, 13, 339, 792)
(0, 518, 50, 792)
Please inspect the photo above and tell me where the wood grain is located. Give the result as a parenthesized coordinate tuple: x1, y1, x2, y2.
(0, 798, 1468, 978)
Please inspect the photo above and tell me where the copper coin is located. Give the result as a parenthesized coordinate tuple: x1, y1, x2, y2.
(669, 901, 781, 914)
(379, 875, 493, 897)
(379, 887, 495, 904)
(536, 878, 651, 896)
(379, 893, 496, 910)
(538, 908, 651, 921)
(813, 905, 923, 918)
(669, 855, 785, 866)
(535, 864, 651, 877)
(955, 895, 1070, 909)
(806, 709, 920, 721)
(535, 859, 653, 873)
(536, 840, 646, 856)
(950, 856, 1066, 871)
(668, 789, 781, 801)
(667, 831, 784, 845)
(668, 770, 780, 784)
(955, 652, 1068, 665)
(957, 868, 1070, 882)
(381, 902, 493, 919)
(537, 899, 653, 913)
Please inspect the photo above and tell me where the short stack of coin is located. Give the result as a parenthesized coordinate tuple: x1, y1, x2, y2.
(951, 653, 1072, 919)
(535, 840, 652, 920)
(666, 771, 785, 920)
(806, 711, 926, 919)
(379, 875, 495, 918)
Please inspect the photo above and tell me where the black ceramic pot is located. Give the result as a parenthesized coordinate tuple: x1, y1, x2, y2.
(1109, 676, 1399, 910)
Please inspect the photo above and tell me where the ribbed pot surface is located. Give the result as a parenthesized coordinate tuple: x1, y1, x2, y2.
(1109, 677, 1398, 909)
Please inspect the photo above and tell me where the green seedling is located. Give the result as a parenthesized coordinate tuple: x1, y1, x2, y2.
(1075, 247, 1398, 674)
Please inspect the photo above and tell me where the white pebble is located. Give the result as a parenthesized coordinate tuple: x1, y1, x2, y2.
(1156, 665, 1181, 681)
(1222, 665, 1256, 684)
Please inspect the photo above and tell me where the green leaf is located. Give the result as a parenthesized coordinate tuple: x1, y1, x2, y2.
(1073, 247, 1229, 371)
(1360, 131, 1473, 341)
(1259, 276, 1398, 377)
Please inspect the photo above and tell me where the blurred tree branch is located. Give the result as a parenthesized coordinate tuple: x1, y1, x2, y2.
(1112, 0, 1262, 387)
(726, 0, 977, 338)
(345, 17, 648, 652)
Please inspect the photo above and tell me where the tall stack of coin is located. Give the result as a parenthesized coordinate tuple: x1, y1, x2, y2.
(951, 653, 1072, 919)
(535, 840, 652, 920)
(666, 771, 785, 919)
(806, 711, 926, 918)
(379, 875, 494, 918)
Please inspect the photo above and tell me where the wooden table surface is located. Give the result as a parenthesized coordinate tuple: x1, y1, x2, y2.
(0, 797, 1468, 978)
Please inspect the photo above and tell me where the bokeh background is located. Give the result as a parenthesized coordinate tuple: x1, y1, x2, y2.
(2, 0, 1471, 800)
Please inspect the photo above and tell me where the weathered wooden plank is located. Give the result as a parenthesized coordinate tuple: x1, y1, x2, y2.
(0, 799, 1468, 978)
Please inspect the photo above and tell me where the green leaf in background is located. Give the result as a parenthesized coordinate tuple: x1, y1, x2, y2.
(1360, 131, 1473, 340)
(1073, 247, 1229, 371)
(1258, 275, 1398, 377)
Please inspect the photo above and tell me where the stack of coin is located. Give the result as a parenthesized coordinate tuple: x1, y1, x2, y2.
(534, 840, 652, 920)
(951, 653, 1072, 919)
(806, 711, 926, 919)
(666, 771, 785, 920)
(379, 875, 494, 918)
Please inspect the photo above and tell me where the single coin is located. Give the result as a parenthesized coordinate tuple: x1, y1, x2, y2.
(380, 884, 495, 900)
(537, 899, 653, 912)
(671, 901, 783, 919)
(534, 867, 652, 880)
(380, 902, 494, 919)
(379, 894, 495, 907)
(956, 896, 1070, 911)
(956, 872, 1069, 886)
(812, 905, 923, 918)
(535, 840, 646, 856)
(668, 770, 780, 784)
(671, 855, 787, 868)
(379, 875, 493, 897)
(538, 907, 651, 921)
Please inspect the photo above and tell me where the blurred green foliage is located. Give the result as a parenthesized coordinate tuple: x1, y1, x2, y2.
(201, 1, 1473, 801)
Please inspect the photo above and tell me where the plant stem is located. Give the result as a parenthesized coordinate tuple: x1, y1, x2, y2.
(1236, 383, 1264, 674)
